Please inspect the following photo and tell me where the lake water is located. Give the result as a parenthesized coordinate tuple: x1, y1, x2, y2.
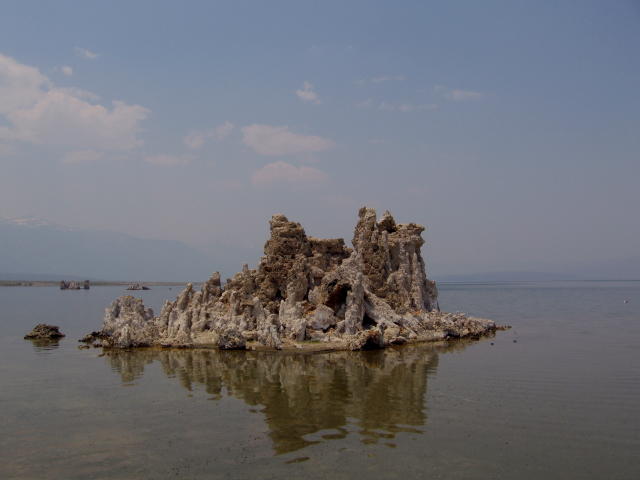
(1, 282, 638, 479)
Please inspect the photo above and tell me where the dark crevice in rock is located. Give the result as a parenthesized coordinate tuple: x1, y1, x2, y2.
(325, 283, 350, 313)
(362, 313, 376, 330)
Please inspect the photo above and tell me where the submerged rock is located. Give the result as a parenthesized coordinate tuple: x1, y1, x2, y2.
(25, 324, 65, 340)
(82, 207, 502, 350)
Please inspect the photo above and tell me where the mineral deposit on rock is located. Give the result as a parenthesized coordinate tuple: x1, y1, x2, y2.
(82, 207, 501, 350)
(25, 324, 66, 340)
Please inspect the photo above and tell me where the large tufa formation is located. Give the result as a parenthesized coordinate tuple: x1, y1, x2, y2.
(82, 208, 498, 350)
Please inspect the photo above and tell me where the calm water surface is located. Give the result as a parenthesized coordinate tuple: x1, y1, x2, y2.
(1, 282, 638, 479)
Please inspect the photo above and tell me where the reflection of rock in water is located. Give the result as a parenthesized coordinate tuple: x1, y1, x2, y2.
(26, 338, 62, 352)
(103, 345, 452, 454)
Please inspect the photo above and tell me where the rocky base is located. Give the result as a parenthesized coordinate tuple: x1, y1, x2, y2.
(81, 207, 505, 351)
(25, 324, 65, 340)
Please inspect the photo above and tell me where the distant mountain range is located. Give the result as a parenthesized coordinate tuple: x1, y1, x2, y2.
(434, 271, 578, 283)
(0, 217, 216, 282)
(434, 260, 640, 283)
(2, 217, 637, 283)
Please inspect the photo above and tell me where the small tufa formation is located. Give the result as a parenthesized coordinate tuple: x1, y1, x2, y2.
(82, 208, 499, 350)
(83, 296, 156, 348)
(25, 324, 65, 340)
(60, 280, 90, 290)
(126, 283, 150, 291)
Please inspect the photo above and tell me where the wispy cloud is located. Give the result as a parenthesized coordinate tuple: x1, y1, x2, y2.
(144, 153, 194, 166)
(378, 102, 438, 112)
(436, 85, 484, 101)
(371, 75, 405, 84)
(62, 149, 104, 164)
(56, 87, 100, 101)
(242, 124, 334, 156)
(184, 121, 234, 150)
(295, 81, 320, 104)
(355, 98, 373, 108)
(60, 66, 73, 76)
(74, 47, 99, 60)
(356, 98, 437, 112)
(0, 53, 148, 153)
(449, 89, 483, 101)
(355, 75, 405, 86)
(251, 161, 328, 186)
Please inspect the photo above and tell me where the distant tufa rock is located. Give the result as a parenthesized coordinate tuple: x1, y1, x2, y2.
(60, 280, 90, 290)
(81, 208, 500, 350)
(126, 283, 150, 291)
(25, 324, 66, 340)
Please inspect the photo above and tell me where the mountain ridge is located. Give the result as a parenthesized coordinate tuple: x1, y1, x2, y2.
(0, 218, 216, 282)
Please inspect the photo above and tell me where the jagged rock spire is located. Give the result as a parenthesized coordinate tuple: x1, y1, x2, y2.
(82, 208, 497, 350)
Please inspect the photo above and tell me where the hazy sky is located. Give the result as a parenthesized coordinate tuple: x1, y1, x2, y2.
(1, 0, 638, 275)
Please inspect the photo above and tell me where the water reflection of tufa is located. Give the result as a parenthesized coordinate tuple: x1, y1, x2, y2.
(100, 343, 476, 454)
(26, 337, 62, 353)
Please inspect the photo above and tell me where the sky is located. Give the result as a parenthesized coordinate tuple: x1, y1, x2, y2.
(1, 0, 639, 277)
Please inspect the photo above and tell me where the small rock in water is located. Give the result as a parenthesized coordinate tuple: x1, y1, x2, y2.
(24, 324, 65, 340)
(78, 331, 103, 344)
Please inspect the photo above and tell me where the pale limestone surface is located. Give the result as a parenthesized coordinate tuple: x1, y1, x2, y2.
(82, 207, 498, 350)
